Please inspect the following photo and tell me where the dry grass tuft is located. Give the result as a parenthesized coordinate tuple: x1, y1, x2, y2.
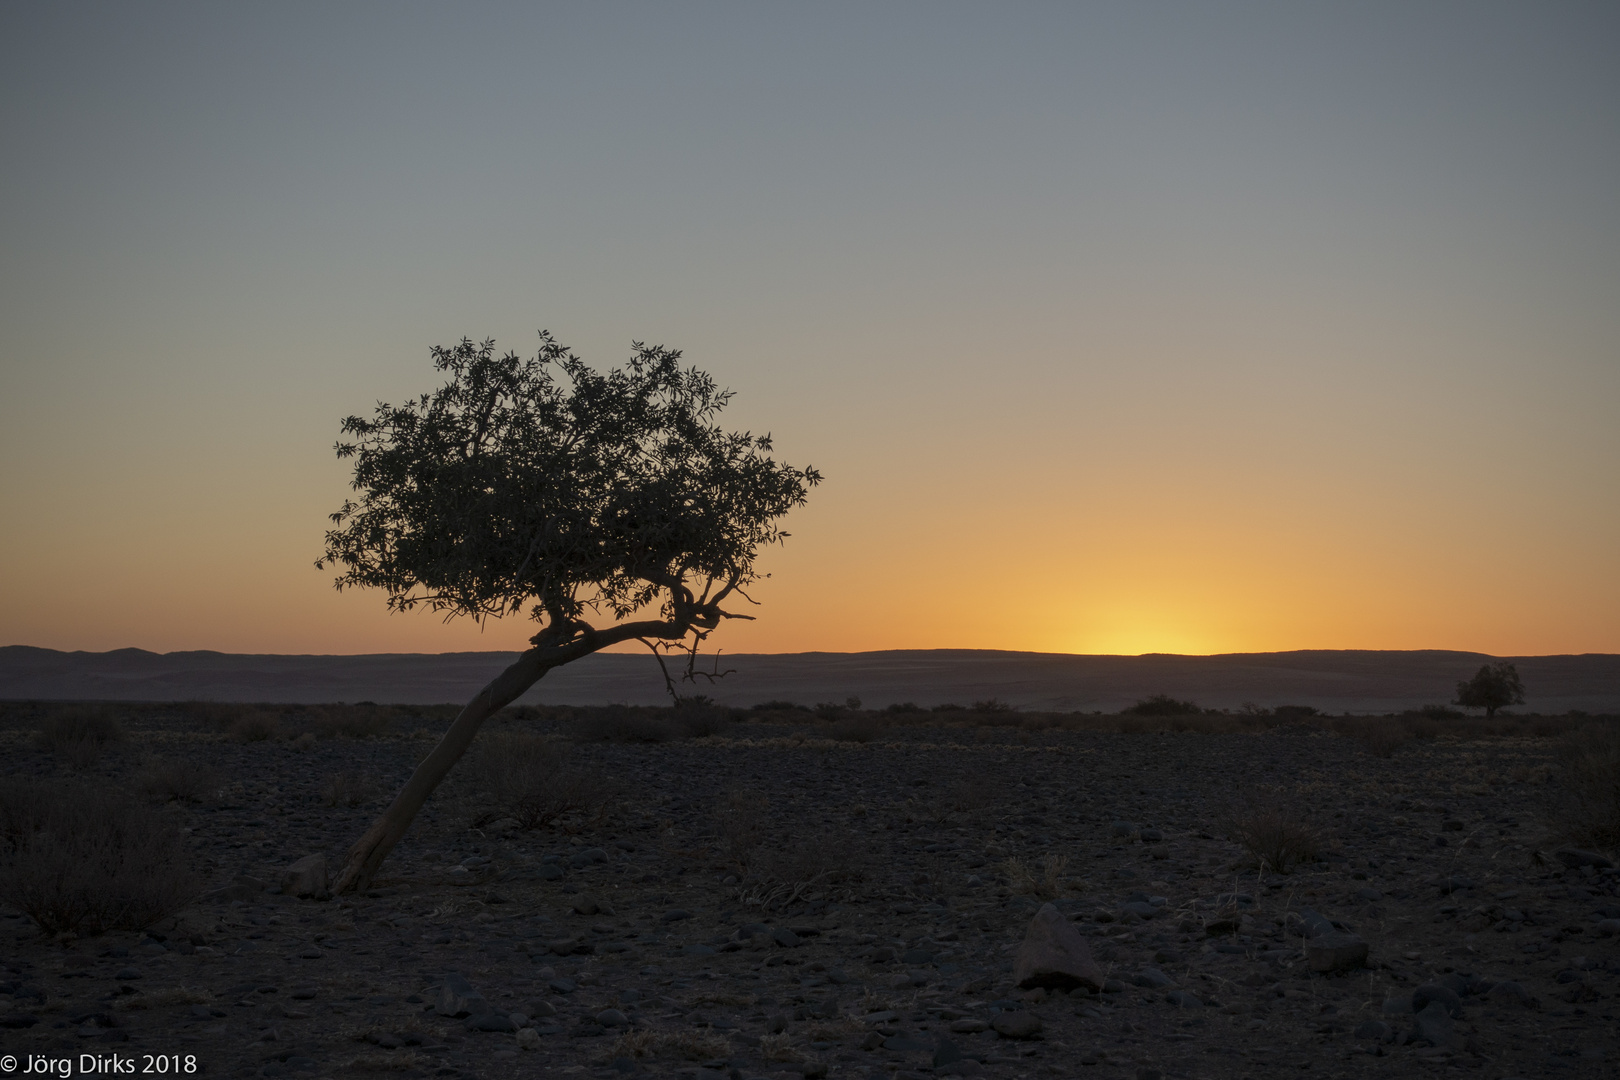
(0, 780, 201, 934)
(825, 714, 879, 743)
(1003, 853, 1076, 899)
(136, 758, 223, 804)
(607, 1027, 731, 1062)
(469, 732, 615, 831)
(1220, 790, 1322, 874)
(1558, 722, 1620, 851)
(37, 706, 124, 769)
(759, 1033, 802, 1062)
(322, 773, 383, 808)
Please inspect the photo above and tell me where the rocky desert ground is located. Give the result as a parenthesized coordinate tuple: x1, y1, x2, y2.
(1, 701, 1618, 1080)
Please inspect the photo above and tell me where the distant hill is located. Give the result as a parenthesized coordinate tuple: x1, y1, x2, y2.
(2, 645, 1617, 713)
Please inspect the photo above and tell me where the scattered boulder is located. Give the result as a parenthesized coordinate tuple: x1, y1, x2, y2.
(1486, 981, 1534, 1008)
(1305, 932, 1369, 973)
(280, 855, 329, 899)
(465, 1013, 517, 1033)
(515, 1028, 541, 1051)
(1355, 1020, 1391, 1042)
(1013, 903, 1105, 992)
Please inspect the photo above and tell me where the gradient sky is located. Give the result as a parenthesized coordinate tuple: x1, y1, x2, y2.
(3, 2, 1617, 658)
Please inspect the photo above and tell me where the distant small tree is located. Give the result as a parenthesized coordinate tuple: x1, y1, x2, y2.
(317, 333, 819, 892)
(1453, 661, 1525, 719)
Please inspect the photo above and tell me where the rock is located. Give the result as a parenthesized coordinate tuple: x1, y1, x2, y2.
(682, 944, 716, 957)
(1437, 876, 1474, 895)
(1139, 828, 1164, 843)
(538, 863, 564, 881)
(1595, 919, 1620, 937)
(515, 1027, 541, 1051)
(1486, 981, 1533, 1007)
(937, 1062, 983, 1077)
(1382, 995, 1413, 1015)
(465, 1013, 517, 1033)
(772, 928, 802, 948)
(1164, 990, 1203, 1008)
(1131, 968, 1174, 989)
(435, 974, 489, 1018)
(281, 855, 329, 899)
(1411, 1000, 1456, 1048)
(661, 908, 692, 922)
(571, 896, 599, 916)
(1555, 849, 1615, 870)
(933, 1037, 963, 1066)
(113, 968, 143, 981)
(1013, 903, 1105, 992)
(1355, 1020, 1391, 1042)
(1352, 887, 1384, 902)
(596, 1009, 627, 1027)
(950, 1018, 988, 1033)
(1305, 932, 1368, 973)
(528, 999, 557, 1017)
(1412, 983, 1463, 1019)
(991, 1011, 1042, 1039)
(1120, 901, 1159, 920)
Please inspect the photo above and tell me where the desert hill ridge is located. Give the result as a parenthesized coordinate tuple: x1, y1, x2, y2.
(3, 645, 1617, 713)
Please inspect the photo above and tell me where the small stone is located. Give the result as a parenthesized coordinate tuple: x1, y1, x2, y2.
(571, 896, 599, 916)
(682, 944, 716, 957)
(280, 854, 329, 899)
(596, 1009, 627, 1027)
(466, 1012, 517, 1033)
(660, 908, 692, 922)
(1139, 828, 1164, 843)
(1164, 990, 1203, 1008)
(113, 968, 142, 981)
(1411, 1000, 1456, 1048)
(990, 1011, 1042, 1039)
(1131, 968, 1174, 989)
(1119, 901, 1159, 920)
(950, 1018, 988, 1033)
(1352, 887, 1384, 902)
(1013, 903, 1104, 991)
(515, 1027, 541, 1051)
(933, 1037, 963, 1066)
(1305, 932, 1368, 973)
(772, 928, 802, 948)
(1594, 919, 1620, 937)
(1437, 876, 1474, 895)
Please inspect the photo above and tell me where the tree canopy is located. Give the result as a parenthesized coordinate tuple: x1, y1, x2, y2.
(1454, 660, 1525, 719)
(318, 333, 819, 643)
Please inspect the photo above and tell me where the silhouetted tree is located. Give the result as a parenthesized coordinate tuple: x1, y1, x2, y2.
(1453, 661, 1525, 719)
(317, 333, 819, 892)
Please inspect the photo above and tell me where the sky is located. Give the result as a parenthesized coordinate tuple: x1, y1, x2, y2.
(2, 2, 1617, 658)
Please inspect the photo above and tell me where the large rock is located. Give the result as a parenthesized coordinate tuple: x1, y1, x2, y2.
(1305, 931, 1369, 973)
(280, 856, 328, 899)
(1013, 903, 1105, 992)
(990, 1011, 1042, 1039)
(435, 973, 489, 1018)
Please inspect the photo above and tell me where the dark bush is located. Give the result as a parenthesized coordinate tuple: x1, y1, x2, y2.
(883, 702, 923, 714)
(1272, 705, 1318, 719)
(750, 700, 803, 712)
(1123, 695, 1202, 717)
(568, 706, 676, 743)
(0, 781, 200, 934)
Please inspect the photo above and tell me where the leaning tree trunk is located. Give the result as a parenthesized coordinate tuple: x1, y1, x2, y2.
(333, 647, 553, 894)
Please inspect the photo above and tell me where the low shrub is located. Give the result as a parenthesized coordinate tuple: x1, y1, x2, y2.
(136, 758, 222, 804)
(1123, 695, 1201, 717)
(37, 706, 124, 769)
(569, 706, 676, 743)
(1003, 853, 1074, 900)
(470, 733, 614, 830)
(0, 780, 200, 934)
(825, 715, 879, 743)
(1558, 722, 1620, 851)
(1334, 716, 1413, 758)
(1220, 790, 1322, 874)
(228, 710, 280, 742)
